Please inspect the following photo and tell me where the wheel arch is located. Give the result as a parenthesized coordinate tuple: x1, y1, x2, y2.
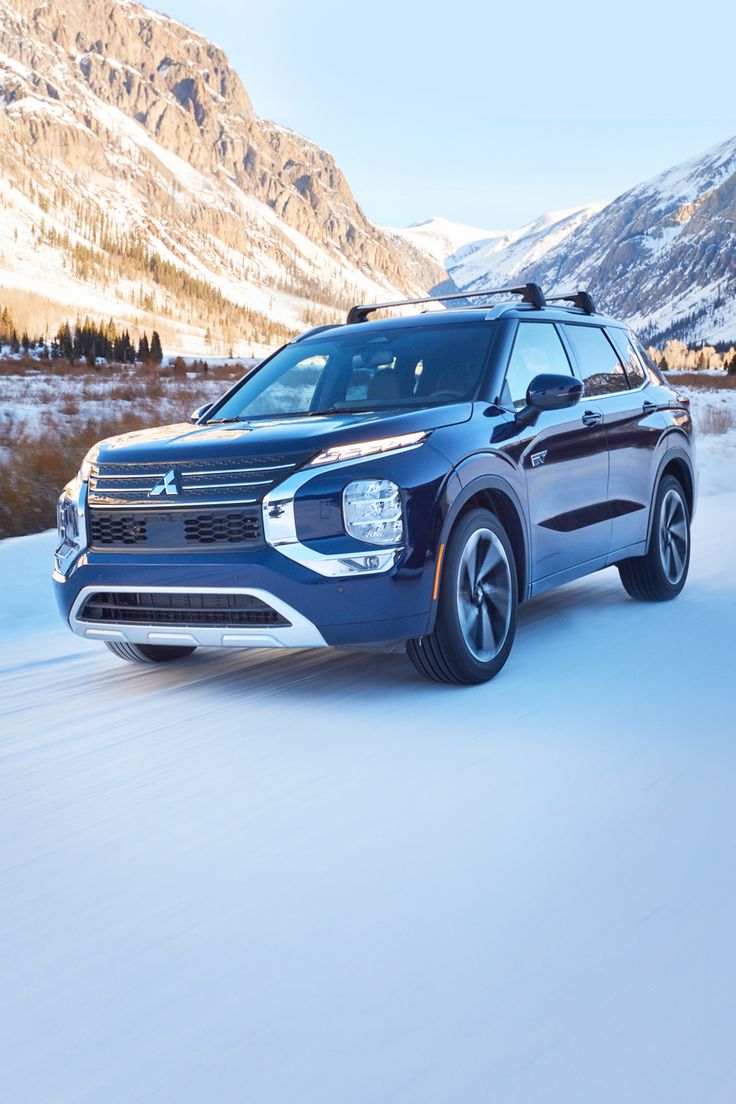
(427, 474, 530, 634)
(646, 447, 695, 547)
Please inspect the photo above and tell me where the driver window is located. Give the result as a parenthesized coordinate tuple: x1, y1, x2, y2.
(504, 322, 573, 407)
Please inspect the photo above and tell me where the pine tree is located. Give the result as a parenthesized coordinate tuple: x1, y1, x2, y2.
(150, 330, 163, 364)
(138, 333, 150, 362)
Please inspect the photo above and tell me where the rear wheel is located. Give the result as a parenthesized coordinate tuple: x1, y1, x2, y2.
(104, 641, 197, 664)
(618, 475, 690, 601)
(408, 507, 518, 684)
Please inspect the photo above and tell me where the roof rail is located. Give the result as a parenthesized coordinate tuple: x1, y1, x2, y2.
(547, 290, 596, 315)
(293, 323, 342, 342)
(346, 282, 546, 324)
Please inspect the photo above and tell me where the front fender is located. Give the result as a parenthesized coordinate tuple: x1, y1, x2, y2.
(423, 453, 530, 634)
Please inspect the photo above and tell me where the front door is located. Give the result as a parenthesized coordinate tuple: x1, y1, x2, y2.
(501, 320, 611, 584)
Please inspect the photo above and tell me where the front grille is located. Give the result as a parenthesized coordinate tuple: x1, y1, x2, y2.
(79, 591, 290, 627)
(183, 512, 261, 545)
(90, 513, 149, 546)
(88, 454, 310, 507)
(88, 508, 263, 549)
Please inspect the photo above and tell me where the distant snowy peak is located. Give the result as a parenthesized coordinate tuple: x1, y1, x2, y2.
(390, 218, 504, 266)
(448, 204, 606, 291)
(393, 205, 605, 294)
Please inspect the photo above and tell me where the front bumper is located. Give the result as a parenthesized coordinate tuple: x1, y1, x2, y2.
(53, 545, 434, 648)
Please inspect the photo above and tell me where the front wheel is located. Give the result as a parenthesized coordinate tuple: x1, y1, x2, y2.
(618, 474, 691, 601)
(105, 641, 197, 664)
(408, 508, 518, 684)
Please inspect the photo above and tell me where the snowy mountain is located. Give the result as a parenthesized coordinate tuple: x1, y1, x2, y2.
(515, 134, 736, 344)
(0, 0, 443, 355)
(409, 138, 736, 345)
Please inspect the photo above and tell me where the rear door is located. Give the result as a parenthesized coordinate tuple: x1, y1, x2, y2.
(603, 327, 670, 554)
(502, 320, 610, 584)
(562, 323, 669, 556)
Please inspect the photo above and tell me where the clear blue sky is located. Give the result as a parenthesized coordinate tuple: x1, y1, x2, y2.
(156, 0, 735, 230)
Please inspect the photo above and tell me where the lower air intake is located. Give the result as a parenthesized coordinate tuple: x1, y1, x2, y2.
(79, 591, 290, 628)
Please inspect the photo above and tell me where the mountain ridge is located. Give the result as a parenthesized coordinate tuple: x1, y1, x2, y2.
(411, 137, 736, 344)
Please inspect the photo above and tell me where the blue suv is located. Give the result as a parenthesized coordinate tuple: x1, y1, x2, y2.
(53, 284, 695, 684)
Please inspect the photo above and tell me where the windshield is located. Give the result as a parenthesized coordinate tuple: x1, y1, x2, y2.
(209, 322, 494, 421)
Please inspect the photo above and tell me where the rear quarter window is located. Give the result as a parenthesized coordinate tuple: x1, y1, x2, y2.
(607, 329, 646, 388)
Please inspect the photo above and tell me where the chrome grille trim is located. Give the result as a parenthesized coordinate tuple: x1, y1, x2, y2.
(186, 465, 295, 476)
(87, 456, 310, 508)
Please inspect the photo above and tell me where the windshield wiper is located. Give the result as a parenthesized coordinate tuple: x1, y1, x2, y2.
(306, 407, 374, 416)
(205, 416, 248, 424)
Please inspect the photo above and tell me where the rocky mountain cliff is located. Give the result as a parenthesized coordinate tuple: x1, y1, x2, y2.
(0, 0, 443, 353)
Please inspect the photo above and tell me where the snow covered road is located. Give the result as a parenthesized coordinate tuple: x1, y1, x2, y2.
(1, 442, 735, 1103)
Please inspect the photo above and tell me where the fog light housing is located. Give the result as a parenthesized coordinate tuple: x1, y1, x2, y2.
(343, 479, 403, 545)
(57, 493, 79, 543)
(54, 474, 88, 577)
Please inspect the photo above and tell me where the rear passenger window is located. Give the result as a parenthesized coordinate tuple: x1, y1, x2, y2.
(563, 325, 629, 396)
(504, 322, 572, 407)
(607, 329, 646, 388)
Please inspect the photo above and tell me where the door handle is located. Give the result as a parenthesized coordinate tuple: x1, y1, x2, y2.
(582, 409, 603, 427)
(642, 400, 658, 415)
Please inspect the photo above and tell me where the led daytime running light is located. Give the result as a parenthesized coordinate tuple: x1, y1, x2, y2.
(311, 431, 428, 466)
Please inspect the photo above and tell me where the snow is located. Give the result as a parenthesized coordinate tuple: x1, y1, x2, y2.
(0, 432, 734, 1101)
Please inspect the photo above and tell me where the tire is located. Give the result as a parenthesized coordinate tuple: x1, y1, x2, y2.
(104, 641, 197, 664)
(618, 475, 690, 601)
(408, 507, 518, 684)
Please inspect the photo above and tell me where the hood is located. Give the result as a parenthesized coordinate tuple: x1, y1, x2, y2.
(89, 403, 474, 466)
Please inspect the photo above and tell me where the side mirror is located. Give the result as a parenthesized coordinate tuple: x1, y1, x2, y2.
(190, 403, 213, 424)
(526, 373, 583, 411)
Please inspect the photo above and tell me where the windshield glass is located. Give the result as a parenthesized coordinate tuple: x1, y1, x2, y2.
(209, 322, 495, 421)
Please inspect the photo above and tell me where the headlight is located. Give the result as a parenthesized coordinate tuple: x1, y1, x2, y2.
(343, 479, 403, 545)
(310, 431, 428, 466)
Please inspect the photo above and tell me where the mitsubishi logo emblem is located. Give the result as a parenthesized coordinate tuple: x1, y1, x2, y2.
(148, 468, 180, 497)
